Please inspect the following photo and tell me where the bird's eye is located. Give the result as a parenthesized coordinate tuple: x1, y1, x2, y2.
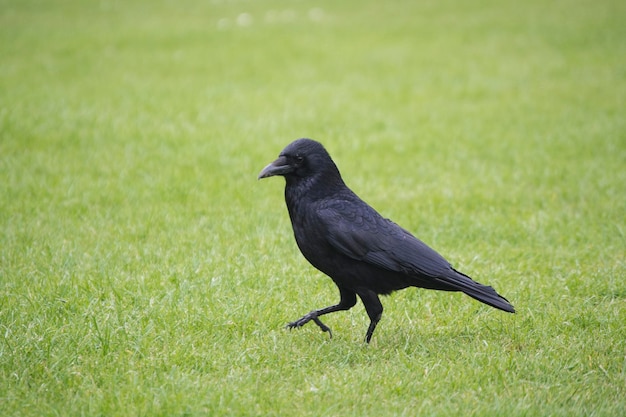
(294, 155, 304, 164)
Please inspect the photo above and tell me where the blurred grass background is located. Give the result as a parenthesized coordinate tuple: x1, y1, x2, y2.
(1, 0, 625, 416)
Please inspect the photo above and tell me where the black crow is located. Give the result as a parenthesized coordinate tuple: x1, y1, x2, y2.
(258, 138, 514, 343)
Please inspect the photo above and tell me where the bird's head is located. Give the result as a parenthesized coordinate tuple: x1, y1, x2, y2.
(258, 138, 341, 183)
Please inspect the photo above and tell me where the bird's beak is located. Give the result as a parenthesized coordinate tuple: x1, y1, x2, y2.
(258, 155, 292, 179)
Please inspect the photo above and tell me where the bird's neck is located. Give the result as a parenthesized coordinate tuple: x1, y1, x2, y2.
(284, 172, 345, 212)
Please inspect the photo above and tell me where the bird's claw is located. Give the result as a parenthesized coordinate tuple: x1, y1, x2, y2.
(286, 312, 333, 339)
(312, 317, 333, 339)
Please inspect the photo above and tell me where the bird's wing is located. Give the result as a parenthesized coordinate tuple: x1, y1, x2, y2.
(318, 199, 450, 278)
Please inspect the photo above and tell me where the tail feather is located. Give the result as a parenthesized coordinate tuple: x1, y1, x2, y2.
(440, 269, 515, 313)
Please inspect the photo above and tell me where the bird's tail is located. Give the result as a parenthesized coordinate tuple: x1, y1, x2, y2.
(445, 269, 515, 313)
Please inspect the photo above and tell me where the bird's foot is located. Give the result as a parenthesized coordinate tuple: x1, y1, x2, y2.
(286, 311, 333, 339)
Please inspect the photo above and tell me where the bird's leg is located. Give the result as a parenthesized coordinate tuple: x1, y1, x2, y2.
(287, 311, 333, 338)
(286, 287, 357, 339)
(357, 289, 384, 344)
(364, 313, 382, 344)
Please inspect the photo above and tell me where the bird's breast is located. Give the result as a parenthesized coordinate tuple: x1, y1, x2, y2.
(286, 201, 334, 266)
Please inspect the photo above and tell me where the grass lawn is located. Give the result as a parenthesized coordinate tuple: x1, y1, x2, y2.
(1, 0, 625, 415)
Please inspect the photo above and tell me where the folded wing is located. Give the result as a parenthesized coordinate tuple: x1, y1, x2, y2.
(318, 199, 515, 313)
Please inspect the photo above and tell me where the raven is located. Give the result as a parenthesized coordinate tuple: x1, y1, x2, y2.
(258, 138, 514, 343)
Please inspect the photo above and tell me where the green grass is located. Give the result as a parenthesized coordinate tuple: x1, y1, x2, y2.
(1, 0, 625, 415)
